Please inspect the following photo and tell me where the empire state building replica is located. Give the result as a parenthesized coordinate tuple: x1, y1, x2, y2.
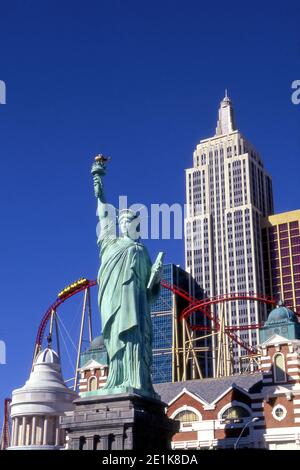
(184, 92, 274, 376)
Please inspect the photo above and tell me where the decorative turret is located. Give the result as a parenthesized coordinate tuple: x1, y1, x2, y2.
(260, 301, 300, 343)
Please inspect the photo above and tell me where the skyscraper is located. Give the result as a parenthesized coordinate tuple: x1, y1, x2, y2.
(185, 93, 274, 375)
(262, 210, 300, 314)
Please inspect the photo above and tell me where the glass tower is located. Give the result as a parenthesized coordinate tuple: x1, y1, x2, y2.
(151, 264, 207, 383)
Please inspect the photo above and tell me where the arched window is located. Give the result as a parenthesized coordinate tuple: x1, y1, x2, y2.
(274, 353, 286, 383)
(173, 410, 198, 424)
(222, 406, 250, 421)
(88, 376, 97, 391)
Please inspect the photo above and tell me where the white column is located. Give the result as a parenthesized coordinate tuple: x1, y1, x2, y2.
(31, 416, 36, 445)
(43, 417, 49, 446)
(14, 418, 19, 446)
(21, 417, 26, 446)
(10, 418, 15, 447)
(25, 417, 31, 445)
(55, 417, 60, 446)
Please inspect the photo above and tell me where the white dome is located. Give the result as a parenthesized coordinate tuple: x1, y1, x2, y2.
(10, 347, 77, 418)
(35, 348, 61, 366)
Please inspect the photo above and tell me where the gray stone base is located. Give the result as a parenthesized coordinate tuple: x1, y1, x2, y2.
(60, 392, 179, 450)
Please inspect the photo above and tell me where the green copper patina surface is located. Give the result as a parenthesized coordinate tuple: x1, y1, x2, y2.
(91, 158, 162, 399)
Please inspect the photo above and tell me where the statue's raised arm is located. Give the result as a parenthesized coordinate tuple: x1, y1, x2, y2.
(91, 154, 115, 244)
(91, 154, 109, 212)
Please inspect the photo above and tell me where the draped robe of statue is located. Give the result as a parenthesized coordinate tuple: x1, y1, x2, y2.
(97, 211, 160, 397)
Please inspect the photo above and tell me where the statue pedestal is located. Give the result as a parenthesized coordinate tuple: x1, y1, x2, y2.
(60, 392, 179, 450)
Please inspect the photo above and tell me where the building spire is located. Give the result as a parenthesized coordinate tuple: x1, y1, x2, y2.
(215, 91, 236, 136)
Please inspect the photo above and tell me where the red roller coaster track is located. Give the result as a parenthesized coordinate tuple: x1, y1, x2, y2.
(161, 283, 278, 355)
(35, 278, 197, 351)
(180, 292, 277, 322)
(34, 277, 279, 360)
(35, 279, 97, 351)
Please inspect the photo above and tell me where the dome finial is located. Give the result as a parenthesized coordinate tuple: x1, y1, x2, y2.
(47, 333, 52, 349)
(278, 298, 285, 308)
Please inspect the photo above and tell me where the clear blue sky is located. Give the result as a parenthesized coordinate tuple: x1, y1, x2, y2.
(0, 0, 299, 423)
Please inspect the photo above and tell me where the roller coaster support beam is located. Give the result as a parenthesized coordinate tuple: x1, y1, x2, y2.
(74, 288, 89, 391)
(87, 287, 93, 342)
(184, 322, 203, 380)
(0, 398, 11, 450)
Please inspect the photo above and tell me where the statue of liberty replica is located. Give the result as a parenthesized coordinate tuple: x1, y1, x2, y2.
(60, 155, 179, 450)
(91, 155, 163, 399)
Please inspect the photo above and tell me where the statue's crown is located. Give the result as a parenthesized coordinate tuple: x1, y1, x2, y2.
(118, 209, 139, 222)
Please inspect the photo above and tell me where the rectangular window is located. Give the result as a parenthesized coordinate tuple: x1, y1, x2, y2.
(280, 248, 290, 257)
(279, 231, 289, 239)
(292, 245, 300, 255)
(282, 257, 290, 267)
(293, 255, 300, 265)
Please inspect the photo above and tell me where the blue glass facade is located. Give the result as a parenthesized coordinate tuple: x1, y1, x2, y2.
(151, 264, 174, 384)
(151, 264, 208, 384)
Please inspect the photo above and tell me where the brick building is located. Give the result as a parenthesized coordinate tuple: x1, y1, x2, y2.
(156, 374, 261, 449)
(154, 303, 300, 449)
(78, 336, 108, 396)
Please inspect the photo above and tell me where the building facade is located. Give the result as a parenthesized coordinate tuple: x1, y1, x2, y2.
(156, 374, 262, 449)
(155, 304, 300, 450)
(79, 336, 108, 396)
(259, 338, 300, 447)
(151, 264, 208, 383)
(262, 210, 300, 314)
(185, 93, 274, 375)
(258, 303, 300, 449)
